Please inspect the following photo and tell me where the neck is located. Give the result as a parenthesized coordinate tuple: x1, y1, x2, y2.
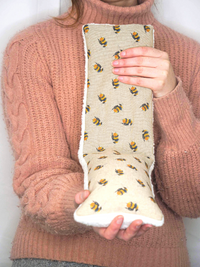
(79, 0, 155, 25)
(101, 0, 138, 7)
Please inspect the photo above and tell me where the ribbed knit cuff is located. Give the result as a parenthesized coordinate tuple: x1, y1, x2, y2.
(153, 76, 198, 149)
(35, 173, 92, 236)
(49, 176, 91, 235)
(59, 180, 92, 235)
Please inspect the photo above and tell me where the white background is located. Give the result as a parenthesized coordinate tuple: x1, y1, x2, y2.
(0, 0, 200, 266)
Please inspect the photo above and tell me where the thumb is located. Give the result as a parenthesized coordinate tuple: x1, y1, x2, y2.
(75, 190, 90, 205)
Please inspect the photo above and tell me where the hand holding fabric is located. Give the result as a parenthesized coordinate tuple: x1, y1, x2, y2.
(112, 47, 178, 98)
(75, 190, 153, 241)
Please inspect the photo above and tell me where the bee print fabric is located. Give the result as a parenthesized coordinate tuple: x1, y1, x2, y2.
(74, 24, 164, 229)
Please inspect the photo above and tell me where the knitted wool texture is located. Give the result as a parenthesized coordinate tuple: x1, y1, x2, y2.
(1, 0, 200, 266)
(74, 23, 164, 228)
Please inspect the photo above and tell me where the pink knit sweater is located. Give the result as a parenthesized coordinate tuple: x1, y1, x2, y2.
(1, 0, 200, 266)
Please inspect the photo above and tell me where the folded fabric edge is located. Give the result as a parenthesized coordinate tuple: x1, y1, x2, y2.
(77, 24, 89, 190)
(149, 26, 155, 199)
(74, 209, 164, 229)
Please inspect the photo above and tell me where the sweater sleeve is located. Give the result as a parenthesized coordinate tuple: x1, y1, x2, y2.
(1, 29, 91, 235)
(153, 62, 200, 218)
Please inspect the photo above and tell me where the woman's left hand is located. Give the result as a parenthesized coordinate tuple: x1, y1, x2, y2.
(112, 47, 177, 98)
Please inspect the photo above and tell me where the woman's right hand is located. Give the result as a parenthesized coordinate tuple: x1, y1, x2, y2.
(75, 190, 153, 241)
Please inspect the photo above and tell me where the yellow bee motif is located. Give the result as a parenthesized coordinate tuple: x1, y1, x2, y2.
(144, 25, 151, 33)
(90, 201, 102, 212)
(126, 202, 138, 211)
(127, 164, 137, 171)
(87, 79, 90, 88)
(83, 153, 88, 157)
(85, 105, 90, 114)
(131, 32, 140, 42)
(112, 104, 123, 113)
(112, 78, 119, 89)
(98, 179, 108, 186)
(88, 180, 91, 188)
(88, 167, 91, 174)
(94, 63, 103, 73)
(145, 162, 148, 169)
(98, 156, 107, 159)
(98, 93, 107, 104)
(87, 160, 90, 166)
(116, 187, 128, 195)
(136, 179, 145, 187)
(115, 169, 124, 175)
(113, 25, 121, 34)
(117, 158, 126, 161)
(150, 196, 156, 203)
(113, 150, 121, 155)
(134, 157, 141, 163)
(140, 103, 149, 111)
(113, 50, 122, 59)
(147, 156, 150, 159)
(83, 24, 89, 33)
(112, 133, 119, 144)
(129, 86, 138, 96)
(87, 49, 91, 58)
(94, 165, 104, 171)
(93, 117, 102, 126)
(144, 170, 149, 177)
(98, 37, 107, 47)
(122, 118, 133, 125)
(129, 141, 138, 152)
(97, 147, 105, 152)
(142, 130, 150, 141)
(84, 132, 88, 141)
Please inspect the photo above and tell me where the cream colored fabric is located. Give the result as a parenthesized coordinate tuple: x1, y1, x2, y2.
(74, 24, 164, 228)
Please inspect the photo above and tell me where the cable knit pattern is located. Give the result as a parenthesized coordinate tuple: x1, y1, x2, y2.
(1, 0, 200, 266)
(1, 27, 90, 236)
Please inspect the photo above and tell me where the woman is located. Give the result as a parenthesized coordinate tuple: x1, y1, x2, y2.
(1, 0, 200, 266)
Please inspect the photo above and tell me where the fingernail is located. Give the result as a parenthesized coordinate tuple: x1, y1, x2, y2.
(120, 51, 126, 56)
(113, 68, 119, 73)
(112, 60, 119, 66)
(81, 192, 84, 200)
(117, 218, 123, 225)
(118, 76, 123, 81)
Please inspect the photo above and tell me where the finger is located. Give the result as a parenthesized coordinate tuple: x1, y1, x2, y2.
(117, 76, 161, 90)
(74, 190, 90, 205)
(112, 57, 167, 69)
(117, 220, 143, 241)
(120, 47, 169, 60)
(95, 216, 123, 240)
(113, 66, 166, 79)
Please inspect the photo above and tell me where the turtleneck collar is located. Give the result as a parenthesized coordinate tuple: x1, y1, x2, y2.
(79, 0, 155, 25)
